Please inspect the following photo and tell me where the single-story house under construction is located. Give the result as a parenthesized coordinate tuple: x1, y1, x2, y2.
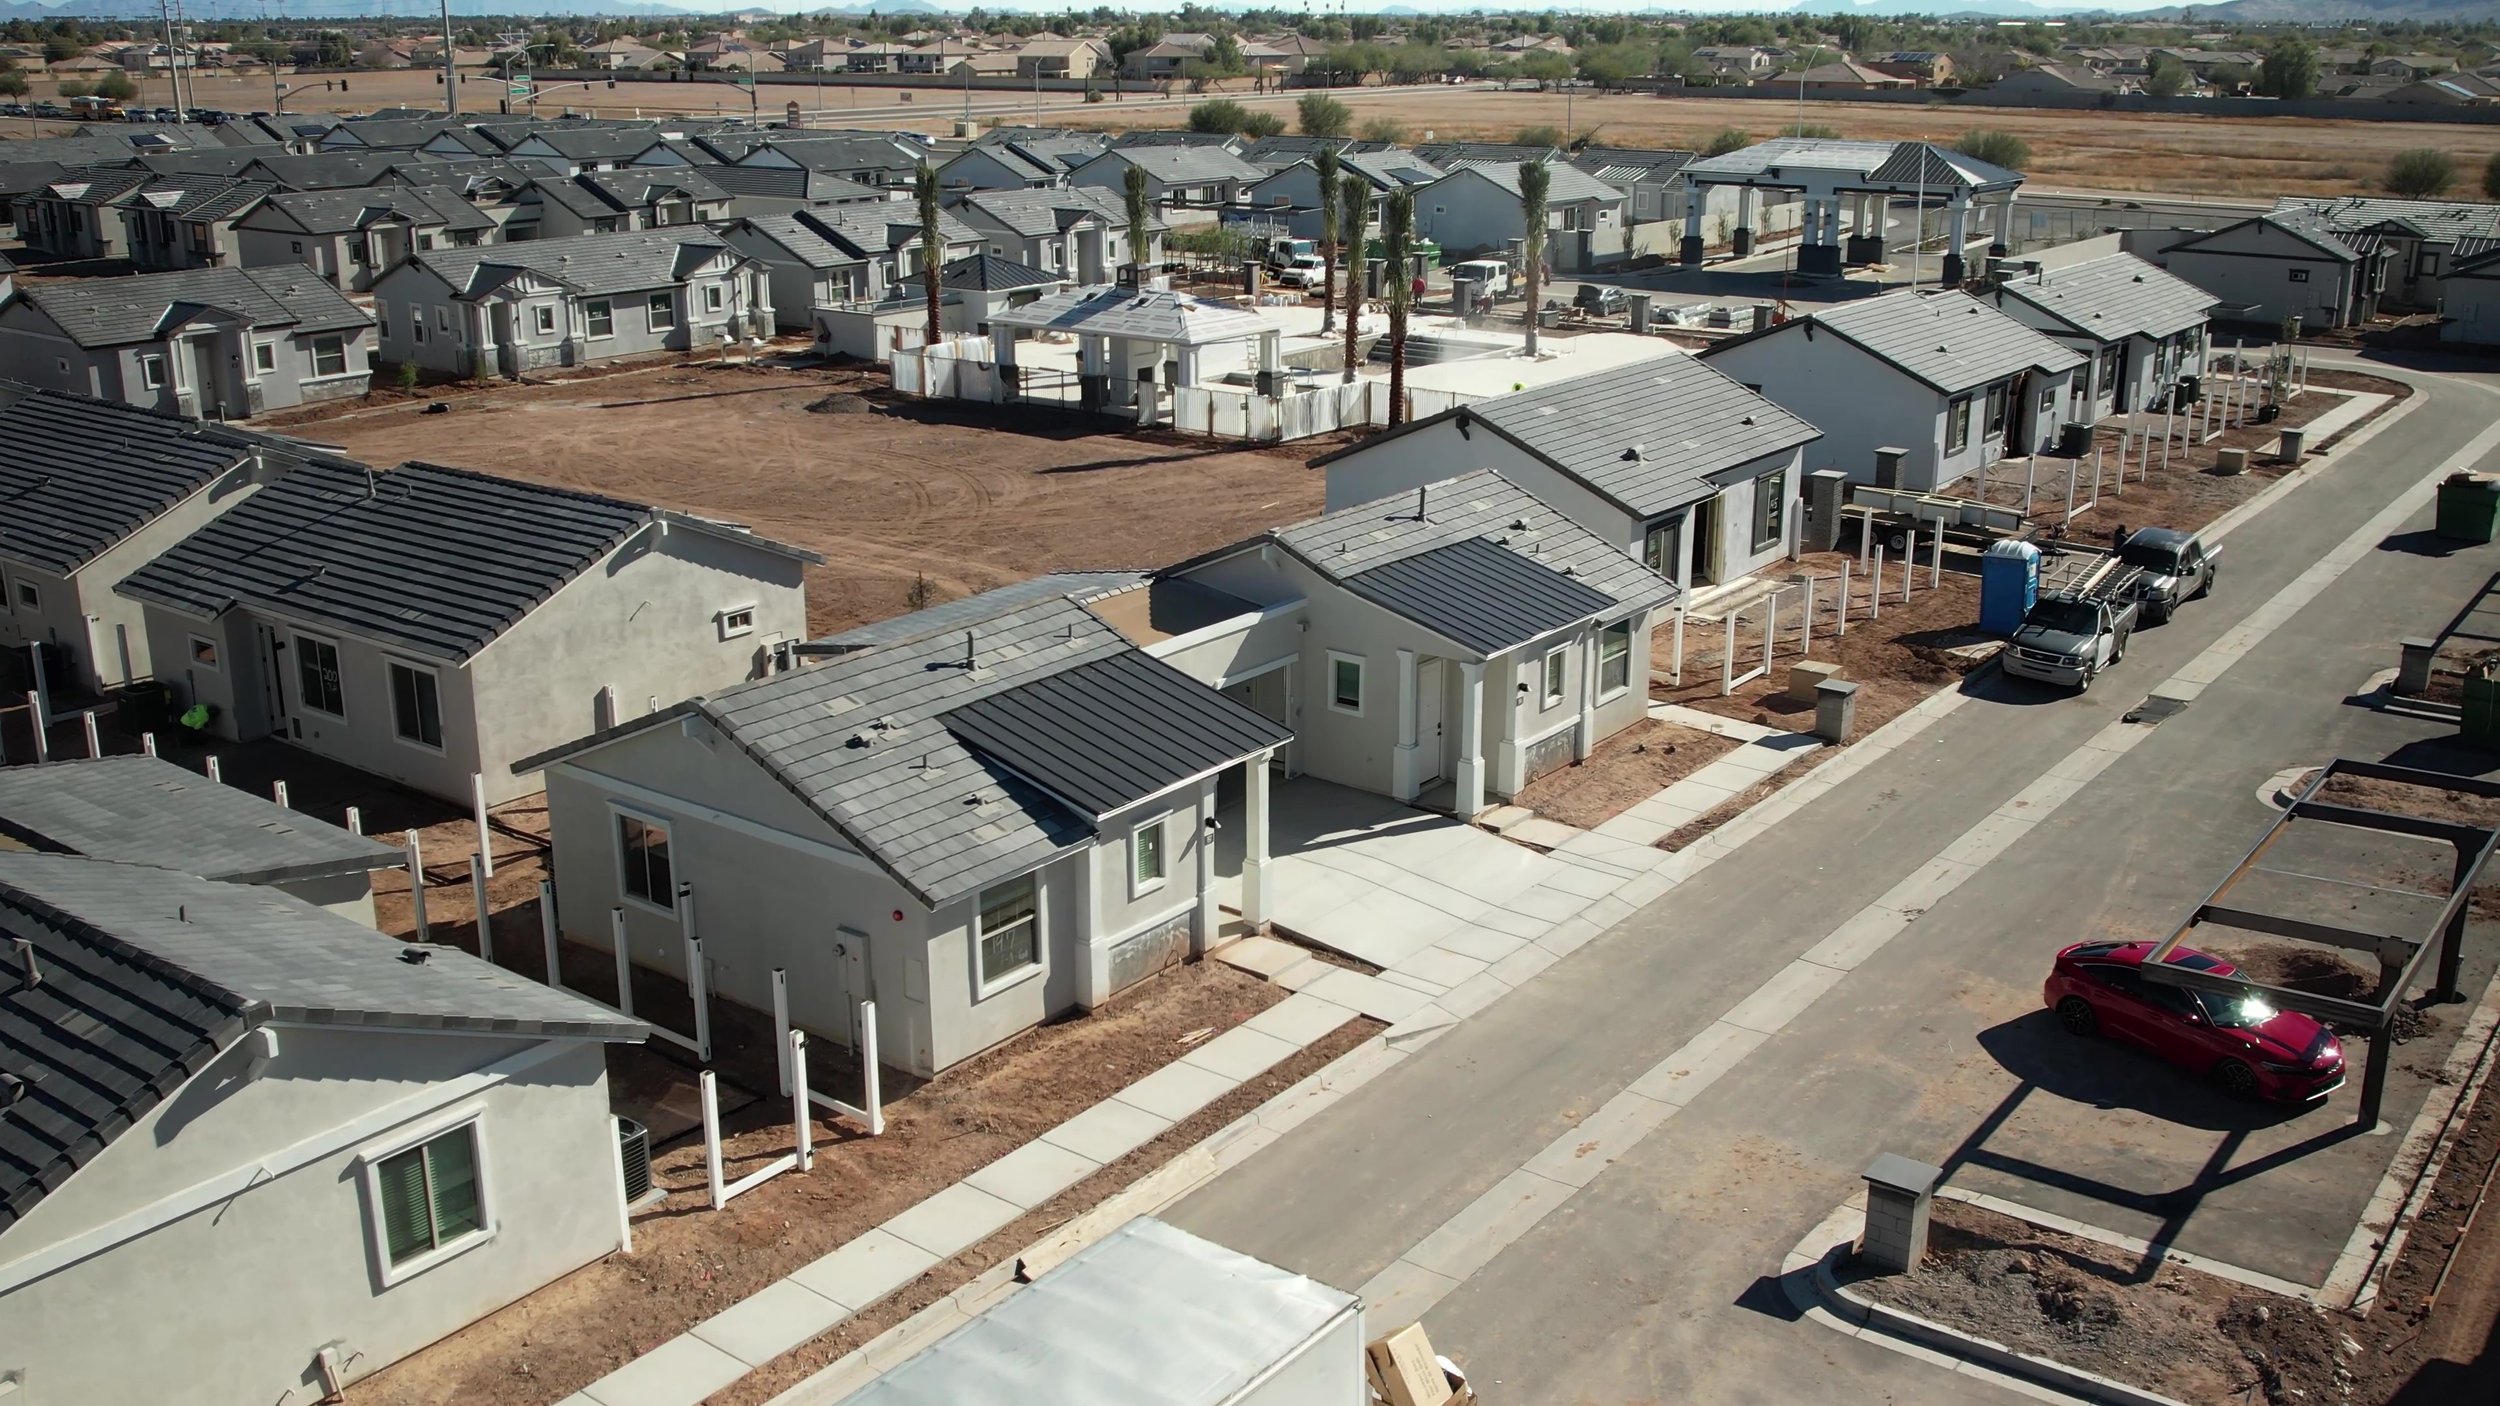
(2155, 211, 2391, 330)
(1989, 252, 2217, 422)
(116, 458, 819, 807)
(0, 851, 646, 1406)
(517, 584, 1294, 1078)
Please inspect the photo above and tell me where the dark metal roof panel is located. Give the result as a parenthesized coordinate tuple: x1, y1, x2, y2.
(117, 458, 651, 661)
(0, 387, 254, 575)
(1346, 536, 1615, 654)
(0, 756, 402, 884)
(1798, 289, 2086, 394)
(942, 651, 1290, 819)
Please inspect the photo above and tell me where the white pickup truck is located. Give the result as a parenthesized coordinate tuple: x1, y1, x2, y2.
(1448, 258, 1513, 301)
(1275, 254, 1329, 289)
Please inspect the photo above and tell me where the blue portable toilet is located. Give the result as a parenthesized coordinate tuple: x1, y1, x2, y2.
(1980, 539, 2041, 635)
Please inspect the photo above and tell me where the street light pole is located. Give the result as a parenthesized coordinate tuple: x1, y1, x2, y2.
(440, 0, 459, 117)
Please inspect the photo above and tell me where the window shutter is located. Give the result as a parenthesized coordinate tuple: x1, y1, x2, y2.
(378, 1146, 434, 1263)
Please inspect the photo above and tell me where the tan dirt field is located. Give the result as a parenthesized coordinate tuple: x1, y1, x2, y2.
(279, 361, 1327, 638)
(23, 67, 2500, 201)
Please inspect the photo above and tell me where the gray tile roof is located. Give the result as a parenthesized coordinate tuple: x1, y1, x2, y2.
(1338, 352, 1818, 519)
(0, 385, 257, 575)
(118, 458, 654, 662)
(241, 183, 495, 236)
(699, 163, 887, 205)
(119, 172, 275, 222)
(1082, 144, 1265, 186)
(951, 185, 1153, 240)
(942, 650, 1289, 820)
(1992, 254, 2218, 343)
(811, 573, 1144, 653)
(1570, 146, 1696, 186)
(573, 166, 731, 210)
(988, 287, 1271, 345)
(802, 201, 981, 256)
(941, 253, 1064, 292)
(1680, 138, 2022, 193)
(0, 852, 642, 1232)
(1414, 142, 1563, 168)
(1348, 536, 1616, 654)
(729, 212, 869, 271)
(1441, 159, 1624, 204)
(413, 227, 744, 299)
(1715, 289, 2083, 395)
(1238, 134, 1399, 167)
(0, 756, 401, 884)
(510, 127, 670, 163)
(9, 264, 372, 350)
(1272, 468, 1675, 645)
(2275, 195, 2500, 241)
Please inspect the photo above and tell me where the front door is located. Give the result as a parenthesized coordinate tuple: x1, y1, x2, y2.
(1415, 657, 1446, 787)
(490, 302, 518, 379)
(1687, 498, 1721, 587)
(190, 339, 223, 418)
(257, 623, 289, 739)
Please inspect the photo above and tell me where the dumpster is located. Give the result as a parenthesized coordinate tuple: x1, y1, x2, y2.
(1980, 538, 2041, 635)
(2438, 472, 2500, 544)
(2464, 665, 2500, 748)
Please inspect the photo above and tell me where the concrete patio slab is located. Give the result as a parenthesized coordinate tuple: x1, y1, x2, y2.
(1504, 816, 1582, 849)
(688, 1279, 849, 1368)
(787, 1227, 940, 1312)
(1211, 934, 1313, 981)
(1503, 884, 1597, 923)
(1542, 863, 1624, 900)
(1288, 886, 1462, 967)
(579, 1332, 749, 1406)
(1379, 968, 1451, 997)
(1037, 1098, 1173, 1168)
(962, 1137, 1104, 1210)
(1266, 955, 1331, 991)
(1434, 925, 1532, 964)
(880, 1182, 1023, 1261)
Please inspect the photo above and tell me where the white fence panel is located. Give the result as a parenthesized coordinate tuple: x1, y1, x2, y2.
(891, 350, 925, 396)
(1174, 387, 1213, 434)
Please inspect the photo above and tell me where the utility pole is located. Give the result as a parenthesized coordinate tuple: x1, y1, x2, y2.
(440, 0, 459, 118)
(157, 0, 183, 113)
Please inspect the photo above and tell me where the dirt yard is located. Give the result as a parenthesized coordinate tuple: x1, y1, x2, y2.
(277, 360, 1327, 638)
(1510, 717, 1736, 829)
(1852, 1198, 2328, 1405)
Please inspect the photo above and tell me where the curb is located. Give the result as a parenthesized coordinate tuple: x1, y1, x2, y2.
(1783, 1201, 2197, 1406)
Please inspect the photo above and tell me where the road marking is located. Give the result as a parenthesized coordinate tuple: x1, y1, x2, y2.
(1356, 397, 2500, 1331)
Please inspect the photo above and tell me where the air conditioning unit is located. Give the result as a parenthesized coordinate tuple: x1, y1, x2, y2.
(617, 1115, 653, 1204)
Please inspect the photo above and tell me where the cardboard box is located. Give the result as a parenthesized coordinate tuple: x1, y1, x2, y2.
(1365, 1325, 1450, 1406)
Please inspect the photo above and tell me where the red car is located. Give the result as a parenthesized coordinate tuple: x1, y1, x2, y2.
(2044, 941, 2346, 1103)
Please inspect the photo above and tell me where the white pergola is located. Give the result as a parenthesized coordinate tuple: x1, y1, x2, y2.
(987, 286, 1286, 399)
(1675, 138, 2025, 282)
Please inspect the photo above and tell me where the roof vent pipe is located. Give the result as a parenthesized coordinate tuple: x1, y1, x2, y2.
(10, 937, 36, 991)
(964, 629, 976, 670)
(1415, 484, 1428, 520)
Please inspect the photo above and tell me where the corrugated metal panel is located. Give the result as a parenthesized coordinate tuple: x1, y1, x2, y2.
(943, 650, 1291, 819)
(1996, 253, 2218, 342)
(1347, 535, 1614, 654)
(0, 756, 401, 885)
(0, 388, 254, 574)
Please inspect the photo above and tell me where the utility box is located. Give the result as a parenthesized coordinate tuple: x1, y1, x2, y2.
(1815, 678, 1858, 743)
(1859, 1153, 1943, 1274)
(1979, 538, 2041, 635)
(2438, 472, 2500, 544)
(1804, 469, 1850, 552)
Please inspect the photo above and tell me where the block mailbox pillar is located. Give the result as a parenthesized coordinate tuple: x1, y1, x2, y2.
(1860, 1153, 1943, 1274)
(1815, 678, 1858, 744)
(1804, 469, 1849, 553)
(2398, 638, 2438, 698)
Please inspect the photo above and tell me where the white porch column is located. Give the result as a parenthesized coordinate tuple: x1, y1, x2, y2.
(1242, 751, 1273, 928)
(1391, 647, 1421, 800)
(1193, 786, 1218, 956)
(1576, 626, 1598, 763)
(1990, 190, 2016, 256)
(1455, 660, 1485, 817)
(1680, 184, 1706, 265)
(1175, 343, 1201, 388)
(1078, 333, 1105, 376)
(989, 323, 1014, 365)
(1258, 329, 1282, 374)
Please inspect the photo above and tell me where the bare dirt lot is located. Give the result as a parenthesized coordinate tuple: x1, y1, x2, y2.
(276, 361, 1327, 638)
(1510, 717, 1736, 829)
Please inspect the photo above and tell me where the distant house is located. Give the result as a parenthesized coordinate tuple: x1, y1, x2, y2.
(939, 253, 1072, 333)
(115, 173, 275, 272)
(1767, 58, 1914, 91)
(1990, 253, 2217, 421)
(0, 850, 646, 1406)
(1988, 63, 2121, 98)
(1415, 159, 1628, 272)
(1122, 32, 1215, 81)
(230, 185, 498, 292)
(1694, 45, 1775, 78)
(1314, 354, 1819, 595)
(500, 127, 674, 177)
(1066, 144, 1265, 209)
(1241, 148, 1441, 239)
(0, 385, 291, 693)
(2440, 245, 2500, 346)
(117, 457, 819, 806)
(719, 214, 880, 331)
(584, 37, 670, 70)
(0, 264, 373, 419)
(1701, 288, 2084, 493)
(938, 131, 1112, 191)
(519, 577, 1291, 1078)
(695, 163, 893, 217)
(949, 185, 1156, 283)
(0, 754, 402, 922)
(517, 169, 735, 239)
(370, 228, 773, 378)
(1870, 51, 1956, 86)
(1016, 35, 1112, 79)
(2380, 74, 2500, 106)
(14, 166, 151, 260)
(2157, 210, 2389, 329)
(1569, 146, 1694, 227)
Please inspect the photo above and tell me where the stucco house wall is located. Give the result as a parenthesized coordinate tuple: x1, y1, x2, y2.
(2160, 221, 2364, 328)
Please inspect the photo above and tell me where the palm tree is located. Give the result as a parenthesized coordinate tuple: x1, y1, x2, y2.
(1124, 164, 1152, 286)
(1338, 173, 1368, 386)
(915, 162, 941, 350)
(1518, 159, 1549, 357)
(1382, 188, 1414, 426)
(1315, 145, 1340, 336)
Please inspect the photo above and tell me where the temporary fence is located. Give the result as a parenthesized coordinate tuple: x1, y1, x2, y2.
(535, 878, 716, 1064)
(896, 341, 1459, 443)
(700, 1030, 815, 1211)
(1664, 548, 1942, 693)
(770, 968, 886, 1136)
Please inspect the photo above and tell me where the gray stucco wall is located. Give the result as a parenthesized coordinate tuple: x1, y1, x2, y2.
(0, 1029, 620, 1406)
(1706, 331, 1997, 491)
(2161, 222, 2360, 329)
(0, 301, 372, 419)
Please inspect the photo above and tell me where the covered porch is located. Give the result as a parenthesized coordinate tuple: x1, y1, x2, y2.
(985, 285, 1288, 415)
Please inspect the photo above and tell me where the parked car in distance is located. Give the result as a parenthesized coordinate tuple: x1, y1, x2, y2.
(1448, 258, 1513, 301)
(2003, 592, 2137, 691)
(2045, 940, 2346, 1103)
(1573, 283, 1627, 317)
(1275, 254, 1329, 289)
(2115, 526, 2219, 625)
(1262, 237, 1317, 272)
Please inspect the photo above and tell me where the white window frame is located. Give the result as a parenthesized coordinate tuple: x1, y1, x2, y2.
(533, 303, 556, 336)
(387, 658, 445, 753)
(412, 313, 428, 345)
(310, 334, 348, 379)
(1596, 620, 1633, 700)
(138, 353, 166, 390)
(294, 632, 345, 719)
(252, 340, 276, 373)
(13, 578, 39, 612)
(645, 292, 675, 332)
(188, 635, 220, 671)
(612, 805, 677, 916)
(1542, 649, 1567, 709)
(703, 283, 725, 312)
(1129, 815, 1167, 900)
(1326, 650, 1366, 717)
(717, 604, 757, 640)
(584, 299, 615, 339)
(356, 1103, 494, 1289)
(972, 870, 1045, 998)
(434, 305, 451, 332)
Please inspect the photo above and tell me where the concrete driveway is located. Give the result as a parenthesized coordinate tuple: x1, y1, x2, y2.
(1214, 777, 1565, 969)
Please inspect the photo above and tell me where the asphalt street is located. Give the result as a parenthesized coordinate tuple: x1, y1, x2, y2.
(1165, 355, 2500, 1403)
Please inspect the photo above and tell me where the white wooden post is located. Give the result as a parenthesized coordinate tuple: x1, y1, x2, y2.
(1901, 542, 1914, 603)
(471, 772, 494, 879)
(406, 833, 428, 943)
(1766, 593, 1783, 665)
(539, 880, 560, 987)
(1857, 508, 1873, 572)
(2115, 428, 2130, 485)
(345, 806, 362, 835)
(273, 780, 289, 809)
(1837, 562, 1851, 638)
(791, 1030, 814, 1172)
(771, 967, 793, 1096)
(24, 692, 44, 764)
(81, 710, 100, 758)
(2023, 454, 2036, 518)
(701, 1070, 727, 1210)
(1721, 611, 1736, 695)
(469, 854, 494, 964)
(682, 882, 712, 1062)
(1670, 604, 1686, 687)
(611, 1115, 636, 1254)
(610, 906, 634, 1017)
(858, 999, 884, 1135)
(26, 643, 50, 736)
(1928, 515, 1944, 589)
(1870, 544, 1883, 622)
(205, 754, 220, 783)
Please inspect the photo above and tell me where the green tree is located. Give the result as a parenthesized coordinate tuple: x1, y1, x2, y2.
(1124, 163, 1152, 286)
(1515, 124, 1566, 149)
(94, 68, 136, 102)
(1575, 42, 1649, 89)
(41, 34, 79, 63)
(2258, 37, 2318, 98)
(1358, 116, 1407, 143)
(1297, 91, 1351, 137)
(2484, 150, 2500, 200)
(1519, 159, 1549, 356)
(1316, 145, 1341, 335)
(1704, 127, 1752, 156)
(1382, 188, 1414, 425)
(1339, 172, 1368, 385)
(1240, 109, 1286, 139)
(1955, 128, 2030, 170)
(1520, 49, 1571, 88)
(915, 162, 942, 352)
(2387, 147, 2457, 198)
(1187, 96, 1252, 133)
(0, 66, 26, 100)
(2145, 55, 2190, 97)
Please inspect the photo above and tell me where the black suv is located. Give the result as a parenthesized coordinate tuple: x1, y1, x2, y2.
(1573, 283, 1627, 317)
